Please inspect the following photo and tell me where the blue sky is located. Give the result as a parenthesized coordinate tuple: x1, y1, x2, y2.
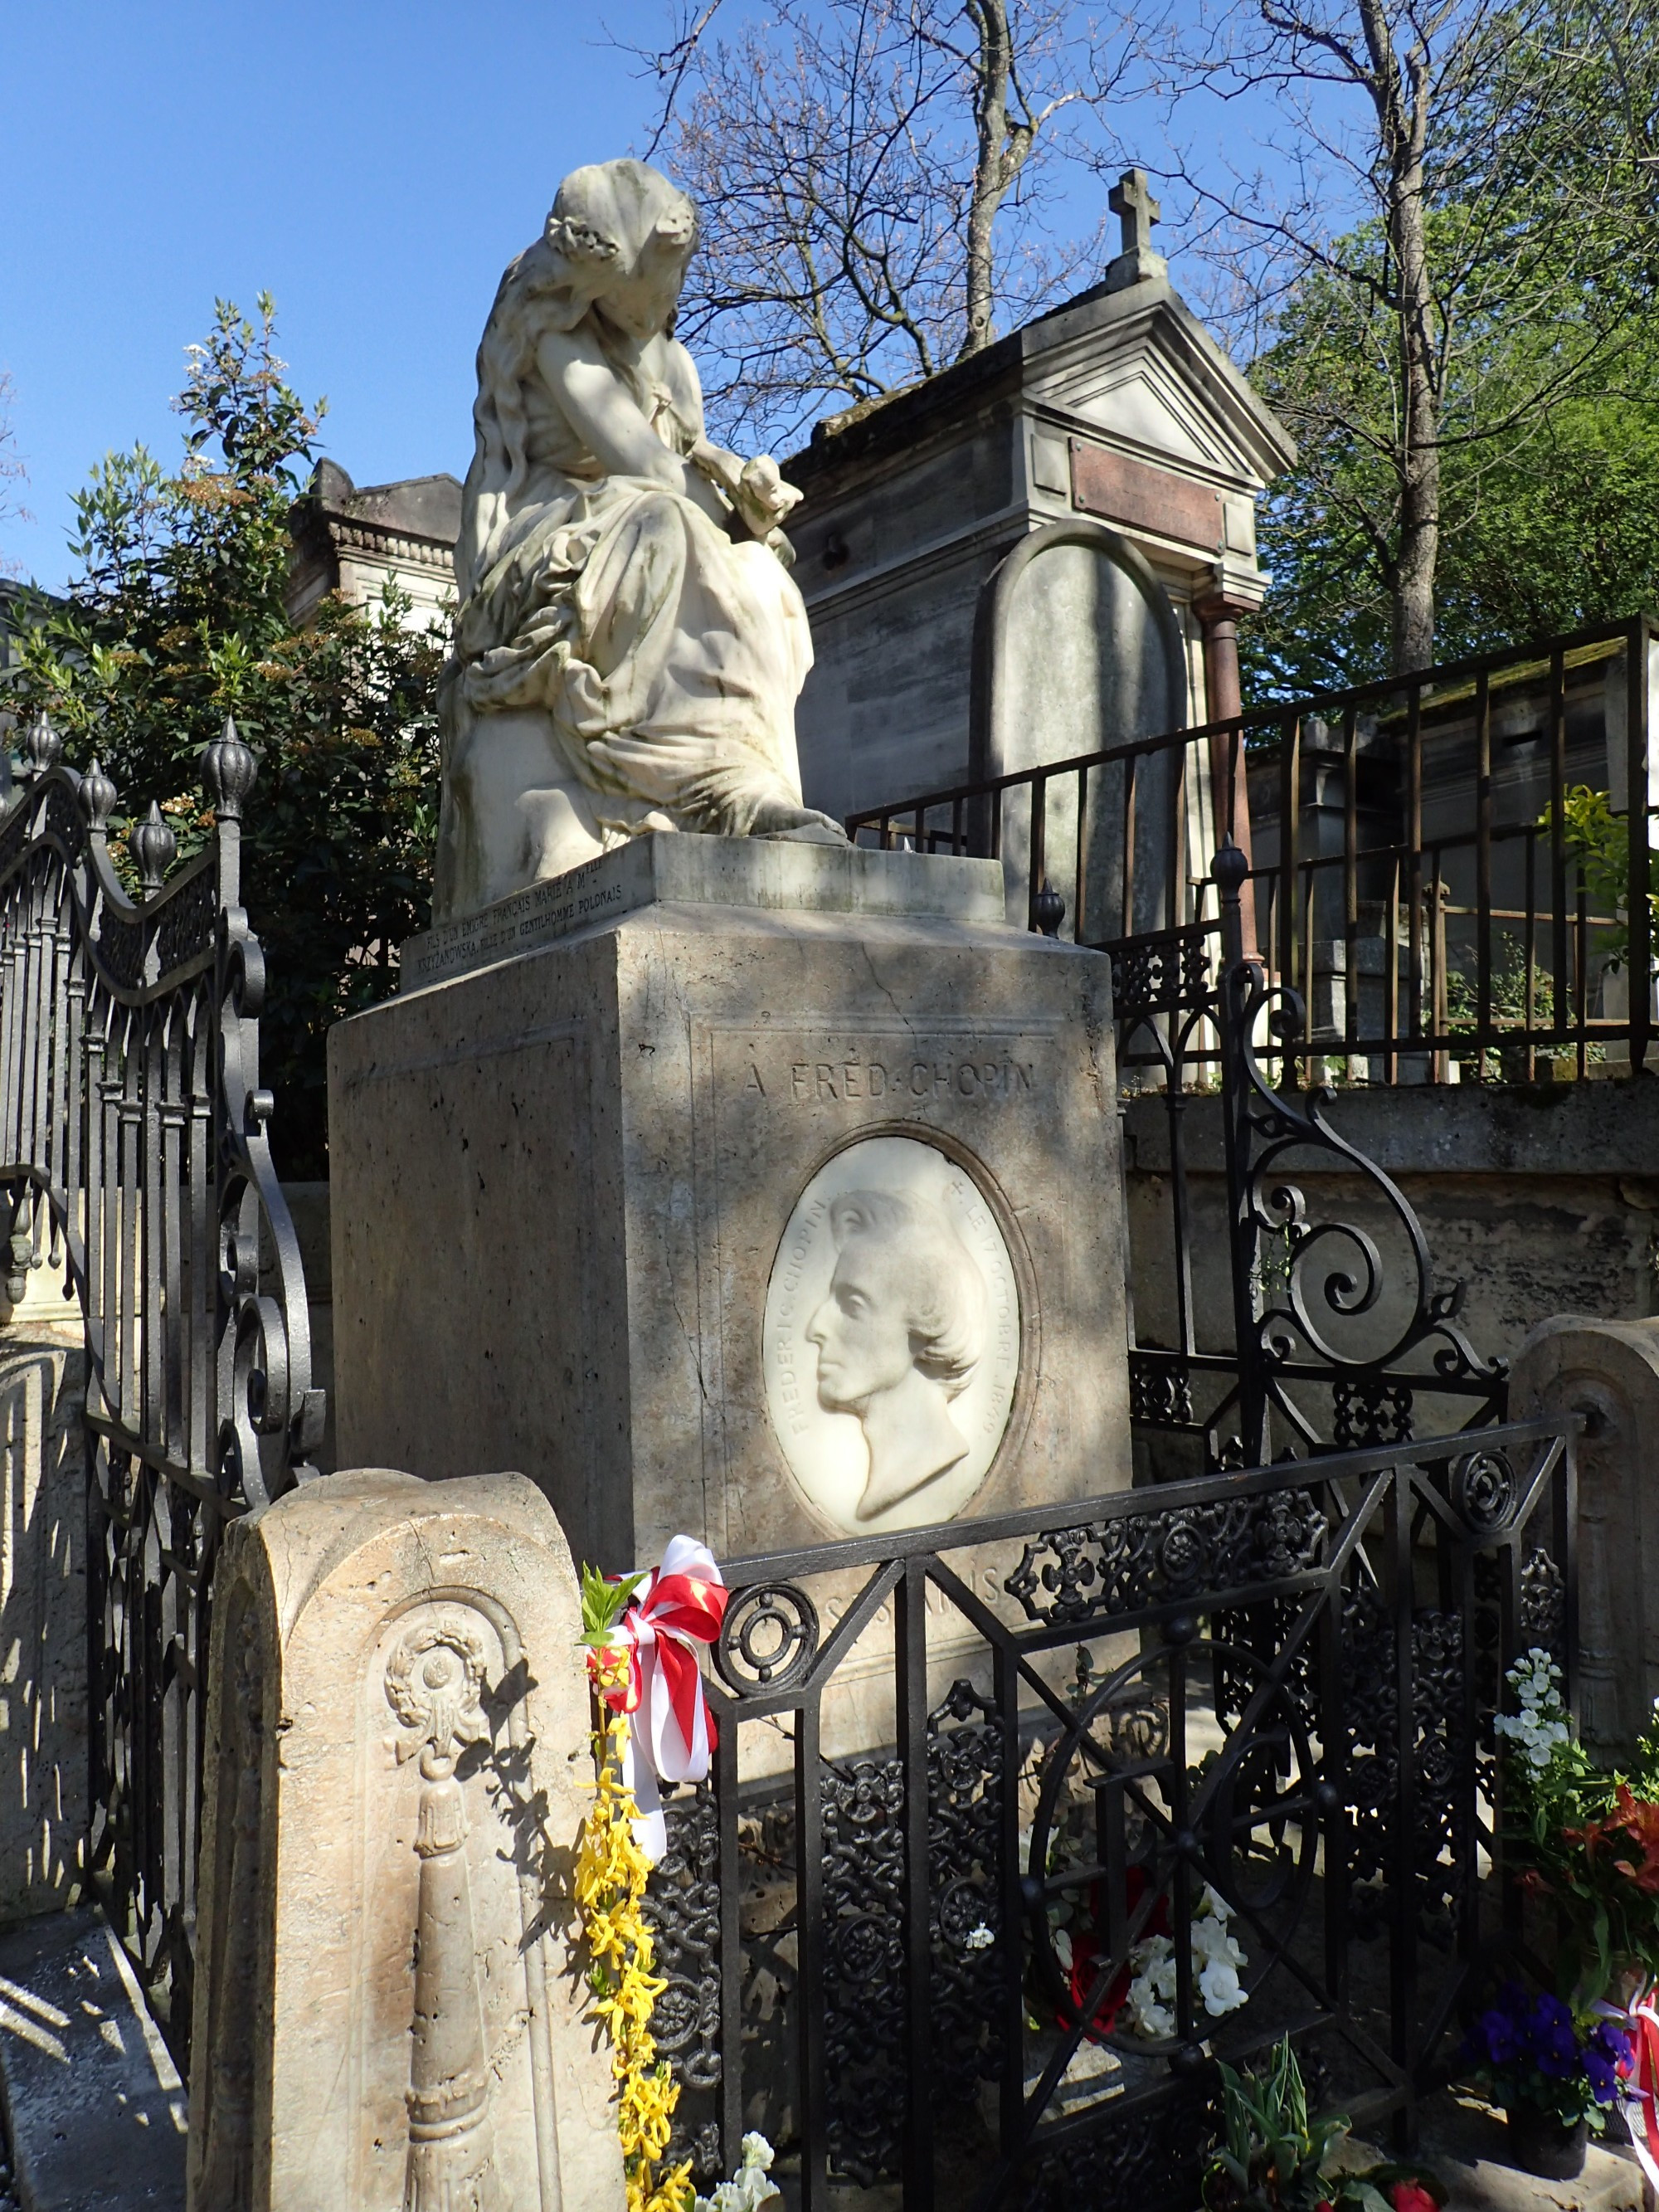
(1, 0, 676, 588)
(0, 1, 1321, 592)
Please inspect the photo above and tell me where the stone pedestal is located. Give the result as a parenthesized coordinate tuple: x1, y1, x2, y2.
(328, 836, 1131, 1572)
(186, 1466, 622, 2212)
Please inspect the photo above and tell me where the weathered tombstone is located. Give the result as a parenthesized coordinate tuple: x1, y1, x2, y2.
(186, 1467, 622, 2212)
(332, 836, 1130, 1573)
(1511, 1314, 1659, 1761)
(974, 518, 1190, 934)
(0, 1240, 87, 1918)
(785, 168, 1295, 844)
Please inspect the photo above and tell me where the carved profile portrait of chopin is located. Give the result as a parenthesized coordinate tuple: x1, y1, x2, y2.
(805, 1189, 989, 1523)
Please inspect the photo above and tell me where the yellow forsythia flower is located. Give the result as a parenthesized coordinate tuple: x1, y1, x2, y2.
(574, 1688, 691, 2212)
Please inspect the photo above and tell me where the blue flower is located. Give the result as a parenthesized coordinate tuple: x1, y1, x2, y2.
(1473, 2007, 1523, 2066)
(1585, 2045, 1623, 2105)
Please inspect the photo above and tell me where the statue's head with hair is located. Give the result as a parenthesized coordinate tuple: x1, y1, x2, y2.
(808, 1188, 986, 1414)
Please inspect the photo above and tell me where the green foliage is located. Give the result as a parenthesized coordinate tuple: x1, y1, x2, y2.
(3, 297, 444, 1176)
(580, 1562, 647, 1645)
(1243, 218, 1659, 696)
(1550, 784, 1659, 972)
(1202, 2038, 1444, 2210)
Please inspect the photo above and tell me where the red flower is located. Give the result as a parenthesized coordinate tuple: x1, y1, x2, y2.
(1391, 2185, 1438, 2212)
(1063, 1864, 1170, 2038)
(1609, 1785, 1659, 1894)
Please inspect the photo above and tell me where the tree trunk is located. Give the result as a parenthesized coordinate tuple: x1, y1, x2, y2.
(1390, 139, 1441, 673)
(1359, 0, 1441, 674)
(961, 0, 1014, 358)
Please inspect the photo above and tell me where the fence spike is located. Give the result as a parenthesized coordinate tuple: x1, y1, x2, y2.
(78, 758, 117, 835)
(201, 715, 257, 823)
(130, 799, 177, 889)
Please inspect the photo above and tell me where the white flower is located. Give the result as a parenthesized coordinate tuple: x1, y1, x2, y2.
(1498, 1652, 1571, 1770)
(695, 2135, 781, 2212)
(1200, 1958, 1248, 2015)
(964, 1923, 995, 1951)
(1119, 1898, 1251, 2040)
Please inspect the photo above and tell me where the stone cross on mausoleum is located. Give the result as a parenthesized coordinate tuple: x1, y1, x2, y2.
(1105, 165, 1169, 293)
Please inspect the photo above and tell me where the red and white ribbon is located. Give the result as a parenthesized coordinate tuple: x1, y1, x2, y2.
(590, 1534, 727, 1861)
(1622, 1986, 1659, 2187)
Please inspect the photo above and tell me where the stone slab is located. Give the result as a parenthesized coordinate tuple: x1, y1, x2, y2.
(0, 1324, 87, 1921)
(397, 833, 1007, 991)
(0, 1906, 185, 2212)
(1345, 2098, 1651, 2211)
(330, 855, 1131, 1575)
(187, 1468, 623, 2212)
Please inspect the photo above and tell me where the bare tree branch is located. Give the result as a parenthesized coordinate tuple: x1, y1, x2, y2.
(621, 0, 1130, 446)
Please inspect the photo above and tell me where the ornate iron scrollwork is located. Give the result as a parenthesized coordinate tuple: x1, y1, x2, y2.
(1005, 1485, 1326, 1628)
(0, 715, 323, 2060)
(715, 1580, 820, 1694)
(1117, 844, 1509, 1472)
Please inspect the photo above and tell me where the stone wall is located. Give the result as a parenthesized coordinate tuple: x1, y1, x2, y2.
(1124, 1079, 1659, 1420)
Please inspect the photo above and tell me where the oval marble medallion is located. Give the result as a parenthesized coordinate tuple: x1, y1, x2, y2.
(763, 1135, 1021, 1535)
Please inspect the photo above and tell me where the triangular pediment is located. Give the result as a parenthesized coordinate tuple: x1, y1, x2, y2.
(1022, 285, 1297, 488)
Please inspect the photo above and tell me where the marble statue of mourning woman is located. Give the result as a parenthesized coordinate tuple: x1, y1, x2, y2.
(434, 158, 845, 922)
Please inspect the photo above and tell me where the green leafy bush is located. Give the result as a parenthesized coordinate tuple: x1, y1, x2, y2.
(3, 296, 444, 1176)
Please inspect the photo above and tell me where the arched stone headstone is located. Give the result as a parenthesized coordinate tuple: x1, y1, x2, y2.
(973, 519, 1190, 939)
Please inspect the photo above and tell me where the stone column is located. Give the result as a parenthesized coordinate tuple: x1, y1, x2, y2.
(1194, 587, 1261, 957)
(1510, 1314, 1659, 1761)
(187, 1467, 624, 2212)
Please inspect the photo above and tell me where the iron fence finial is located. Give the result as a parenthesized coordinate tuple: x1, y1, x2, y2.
(130, 799, 177, 890)
(202, 716, 257, 823)
(77, 758, 117, 835)
(23, 713, 60, 782)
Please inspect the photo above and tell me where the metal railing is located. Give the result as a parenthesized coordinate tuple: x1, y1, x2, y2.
(0, 714, 321, 2058)
(848, 613, 1659, 1085)
(645, 1415, 1577, 2211)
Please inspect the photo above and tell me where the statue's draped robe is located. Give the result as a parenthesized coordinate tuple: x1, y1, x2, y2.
(445, 332, 814, 849)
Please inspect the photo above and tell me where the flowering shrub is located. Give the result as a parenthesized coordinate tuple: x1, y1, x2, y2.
(1461, 1981, 1632, 2131)
(576, 1568, 693, 2212)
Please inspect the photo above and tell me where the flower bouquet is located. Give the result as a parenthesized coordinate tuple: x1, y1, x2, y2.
(1460, 1982, 1630, 2178)
(1472, 1646, 1659, 2175)
(1496, 1650, 1659, 2006)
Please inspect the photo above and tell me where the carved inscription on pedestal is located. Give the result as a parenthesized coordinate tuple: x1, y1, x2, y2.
(763, 1136, 1021, 1534)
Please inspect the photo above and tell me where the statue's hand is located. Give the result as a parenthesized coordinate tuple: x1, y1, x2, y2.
(690, 439, 802, 540)
(736, 456, 802, 538)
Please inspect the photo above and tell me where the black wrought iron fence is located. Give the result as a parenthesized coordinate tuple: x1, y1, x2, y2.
(645, 1415, 1576, 2212)
(1120, 848, 1509, 1475)
(846, 612, 1659, 1085)
(0, 713, 320, 2056)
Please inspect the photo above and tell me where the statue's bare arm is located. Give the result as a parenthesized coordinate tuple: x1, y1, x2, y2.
(538, 329, 800, 544)
(537, 329, 728, 524)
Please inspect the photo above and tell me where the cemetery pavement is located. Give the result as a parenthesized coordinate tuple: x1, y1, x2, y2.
(0, 1907, 184, 2210)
